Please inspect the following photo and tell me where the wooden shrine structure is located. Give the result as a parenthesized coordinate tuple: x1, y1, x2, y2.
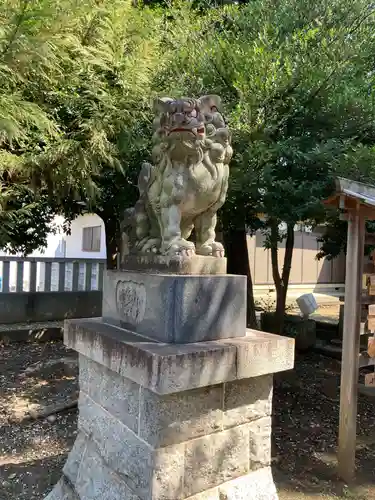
(324, 177, 375, 482)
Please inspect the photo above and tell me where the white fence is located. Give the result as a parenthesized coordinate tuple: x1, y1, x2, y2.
(0, 257, 106, 293)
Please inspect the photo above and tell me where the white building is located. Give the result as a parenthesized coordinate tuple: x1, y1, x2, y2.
(0, 213, 106, 292)
(62, 214, 106, 260)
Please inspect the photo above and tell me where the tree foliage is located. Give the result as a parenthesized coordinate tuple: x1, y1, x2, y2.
(158, 0, 375, 328)
(0, 0, 164, 253)
(3, 0, 375, 331)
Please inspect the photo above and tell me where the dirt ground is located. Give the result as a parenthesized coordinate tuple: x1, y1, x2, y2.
(273, 352, 375, 500)
(288, 303, 340, 320)
(0, 342, 78, 500)
(0, 340, 375, 500)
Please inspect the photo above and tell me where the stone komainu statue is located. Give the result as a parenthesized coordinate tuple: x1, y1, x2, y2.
(123, 95, 232, 258)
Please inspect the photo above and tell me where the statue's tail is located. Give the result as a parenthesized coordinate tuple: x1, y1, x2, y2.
(121, 207, 135, 234)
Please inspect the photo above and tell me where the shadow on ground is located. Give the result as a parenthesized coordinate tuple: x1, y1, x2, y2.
(0, 446, 72, 500)
(2, 343, 375, 500)
(0, 341, 78, 500)
(272, 351, 375, 500)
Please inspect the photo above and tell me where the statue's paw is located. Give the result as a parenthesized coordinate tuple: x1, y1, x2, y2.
(212, 242, 225, 258)
(164, 239, 196, 257)
(140, 238, 161, 254)
(196, 242, 225, 258)
(179, 248, 195, 257)
(135, 238, 148, 251)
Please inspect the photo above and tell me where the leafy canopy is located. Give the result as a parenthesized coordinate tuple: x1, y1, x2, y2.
(0, 0, 165, 253)
(160, 0, 375, 233)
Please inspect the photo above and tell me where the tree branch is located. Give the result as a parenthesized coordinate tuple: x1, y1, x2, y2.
(0, 0, 28, 60)
(270, 220, 281, 290)
(281, 222, 295, 296)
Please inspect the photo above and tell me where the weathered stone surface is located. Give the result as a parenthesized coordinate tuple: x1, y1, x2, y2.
(63, 431, 88, 485)
(186, 489, 219, 500)
(65, 319, 237, 394)
(78, 392, 185, 499)
(218, 468, 278, 500)
(184, 426, 249, 497)
(139, 384, 223, 447)
(222, 331, 295, 379)
(155, 345, 235, 395)
(102, 270, 246, 343)
(78, 391, 151, 497)
(44, 477, 78, 500)
(248, 417, 272, 470)
(223, 375, 272, 429)
(121, 254, 227, 275)
(79, 355, 140, 433)
(65, 320, 294, 394)
(121, 95, 232, 259)
(152, 445, 185, 499)
(75, 441, 141, 500)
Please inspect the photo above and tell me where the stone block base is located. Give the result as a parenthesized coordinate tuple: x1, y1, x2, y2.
(46, 466, 277, 500)
(120, 254, 227, 275)
(102, 270, 247, 342)
(44, 319, 294, 499)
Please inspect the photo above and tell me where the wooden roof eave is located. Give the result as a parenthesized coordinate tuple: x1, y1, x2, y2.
(324, 177, 375, 219)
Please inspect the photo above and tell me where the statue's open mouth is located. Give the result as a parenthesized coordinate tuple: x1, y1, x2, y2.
(169, 126, 205, 136)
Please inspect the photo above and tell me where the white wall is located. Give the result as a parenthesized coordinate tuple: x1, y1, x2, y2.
(0, 216, 68, 291)
(64, 213, 106, 259)
(0, 214, 106, 292)
(0, 215, 67, 259)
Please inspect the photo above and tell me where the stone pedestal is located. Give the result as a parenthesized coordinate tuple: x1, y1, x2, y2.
(45, 255, 294, 500)
(45, 319, 294, 500)
(119, 254, 227, 275)
(103, 270, 247, 343)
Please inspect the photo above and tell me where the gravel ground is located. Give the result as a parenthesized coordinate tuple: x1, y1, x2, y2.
(0, 341, 375, 500)
(0, 341, 78, 500)
(274, 352, 375, 499)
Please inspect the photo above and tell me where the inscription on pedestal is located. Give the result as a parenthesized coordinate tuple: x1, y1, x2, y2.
(116, 280, 146, 325)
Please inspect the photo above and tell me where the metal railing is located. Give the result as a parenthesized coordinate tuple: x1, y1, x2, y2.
(0, 257, 106, 293)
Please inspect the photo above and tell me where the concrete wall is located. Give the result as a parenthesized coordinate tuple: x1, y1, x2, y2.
(247, 228, 345, 304)
(247, 229, 345, 285)
(0, 291, 102, 324)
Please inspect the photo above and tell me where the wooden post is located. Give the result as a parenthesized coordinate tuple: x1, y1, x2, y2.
(338, 208, 365, 482)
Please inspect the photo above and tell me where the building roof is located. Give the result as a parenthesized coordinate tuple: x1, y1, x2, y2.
(324, 177, 375, 216)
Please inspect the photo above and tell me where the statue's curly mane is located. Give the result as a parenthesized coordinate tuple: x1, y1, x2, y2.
(122, 95, 233, 257)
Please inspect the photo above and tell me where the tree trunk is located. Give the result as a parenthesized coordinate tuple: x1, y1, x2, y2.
(270, 221, 295, 334)
(100, 214, 119, 270)
(224, 228, 257, 329)
(105, 234, 118, 270)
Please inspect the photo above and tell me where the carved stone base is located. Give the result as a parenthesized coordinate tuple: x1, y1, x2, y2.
(44, 319, 294, 500)
(102, 270, 247, 343)
(121, 254, 227, 275)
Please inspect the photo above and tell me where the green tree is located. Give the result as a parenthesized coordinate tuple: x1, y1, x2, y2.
(161, 0, 375, 330)
(317, 146, 375, 260)
(0, 0, 164, 256)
